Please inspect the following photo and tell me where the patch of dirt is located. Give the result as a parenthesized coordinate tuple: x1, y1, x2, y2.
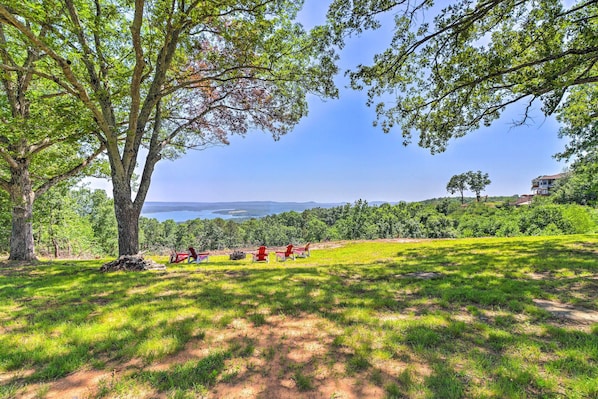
(15, 359, 144, 399)
(206, 314, 388, 399)
(527, 272, 553, 280)
(526, 272, 598, 281)
(533, 299, 598, 323)
(12, 369, 102, 399)
(400, 272, 444, 279)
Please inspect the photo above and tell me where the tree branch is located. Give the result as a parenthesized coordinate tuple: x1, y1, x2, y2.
(35, 143, 106, 198)
(0, 25, 19, 116)
(128, 0, 146, 139)
(63, 0, 101, 90)
(0, 4, 112, 136)
(0, 147, 19, 169)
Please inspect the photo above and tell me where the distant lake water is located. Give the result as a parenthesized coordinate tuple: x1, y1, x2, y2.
(141, 209, 240, 222)
(140, 201, 343, 222)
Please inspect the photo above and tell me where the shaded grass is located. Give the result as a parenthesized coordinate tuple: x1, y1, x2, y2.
(1, 235, 597, 398)
(139, 351, 228, 393)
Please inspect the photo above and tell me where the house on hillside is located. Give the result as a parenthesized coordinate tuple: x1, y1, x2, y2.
(531, 173, 568, 196)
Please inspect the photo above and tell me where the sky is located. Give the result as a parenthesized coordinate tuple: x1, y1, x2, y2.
(89, 0, 567, 204)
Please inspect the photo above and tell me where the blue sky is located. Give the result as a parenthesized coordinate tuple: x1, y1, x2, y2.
(92, 1, 567, 204)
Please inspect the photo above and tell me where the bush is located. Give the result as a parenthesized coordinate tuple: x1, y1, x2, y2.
(496, 220, 520, 237)
(561, 205, 595, 234)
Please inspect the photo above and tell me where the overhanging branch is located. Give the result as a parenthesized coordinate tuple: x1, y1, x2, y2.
(34, 143, 106, 197)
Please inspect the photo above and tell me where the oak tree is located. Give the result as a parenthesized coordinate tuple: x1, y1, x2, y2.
(0, 24, 104, 260)
(0, 0, 338, 256)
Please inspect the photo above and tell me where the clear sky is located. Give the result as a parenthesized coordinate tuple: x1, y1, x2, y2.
(91, 1, 567, 204)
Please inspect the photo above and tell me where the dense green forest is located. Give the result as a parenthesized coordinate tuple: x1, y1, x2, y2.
(2, 181, 595, 258)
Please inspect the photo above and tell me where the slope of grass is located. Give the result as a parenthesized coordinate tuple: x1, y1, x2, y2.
(1, 235, 597, 398)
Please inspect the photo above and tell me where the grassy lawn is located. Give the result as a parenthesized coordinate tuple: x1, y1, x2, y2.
(1, 235, 597, 398)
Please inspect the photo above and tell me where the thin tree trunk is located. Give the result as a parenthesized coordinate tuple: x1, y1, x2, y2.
(52, 237, 59, 258)
(8, 159, 36, 261)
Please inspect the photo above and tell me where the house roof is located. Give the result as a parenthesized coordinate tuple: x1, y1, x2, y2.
(535, 173, 568, 180)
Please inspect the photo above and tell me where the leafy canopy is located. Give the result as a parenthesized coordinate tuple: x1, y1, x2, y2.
(447, 170, 491, 202)
(327, 0, 598, 153)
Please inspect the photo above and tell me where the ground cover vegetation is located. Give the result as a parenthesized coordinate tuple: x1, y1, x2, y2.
(1, 235, 597, 398)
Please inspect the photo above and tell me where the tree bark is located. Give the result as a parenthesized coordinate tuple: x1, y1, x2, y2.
(114, 201, 140, 256)
(52, 237, 59, 258)
(113, 180, 141, 256)
(8, 158, 36, 261)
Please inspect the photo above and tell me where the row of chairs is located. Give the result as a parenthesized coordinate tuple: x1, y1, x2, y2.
(169, 243, 310, 264)
(251, 243, 311, 263)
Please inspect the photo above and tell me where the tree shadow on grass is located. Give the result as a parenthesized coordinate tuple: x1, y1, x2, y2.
(2, 237, 598, 397)
(137, 351, 229, 394)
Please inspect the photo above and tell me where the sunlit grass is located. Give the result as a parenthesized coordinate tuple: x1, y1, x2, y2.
(1, 235, 597, 398)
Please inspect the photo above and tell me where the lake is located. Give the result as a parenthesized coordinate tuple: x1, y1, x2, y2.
(140, 201, 342, 222)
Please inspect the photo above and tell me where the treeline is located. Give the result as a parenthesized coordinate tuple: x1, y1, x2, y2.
(2, 186, 594, 258)
(142, 199, 595, 253)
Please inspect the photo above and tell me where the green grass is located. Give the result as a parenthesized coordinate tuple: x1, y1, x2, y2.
(1, 235, 597, 398)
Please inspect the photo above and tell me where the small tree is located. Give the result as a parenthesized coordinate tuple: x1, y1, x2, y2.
(446, 173, 469, 204)
(466, 171, 491, 202)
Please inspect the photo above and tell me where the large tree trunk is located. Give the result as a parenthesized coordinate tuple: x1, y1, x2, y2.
(109, 122, 162, 257)
(8, 159, 36, 261)
(113, 187, 141, 256)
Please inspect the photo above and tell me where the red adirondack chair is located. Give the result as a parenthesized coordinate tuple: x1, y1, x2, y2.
(251, 246, 269, 263)
(293, 242, 311, 258)
(170, 250, 189, 263)
(188, 247, 210, 263)
(276, 244, 295, 262)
